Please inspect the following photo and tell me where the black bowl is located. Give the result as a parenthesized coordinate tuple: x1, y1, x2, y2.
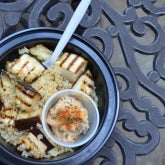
(0, 27, 119, 165)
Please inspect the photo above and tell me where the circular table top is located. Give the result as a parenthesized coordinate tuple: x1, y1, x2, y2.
(0, 0, 165, 164)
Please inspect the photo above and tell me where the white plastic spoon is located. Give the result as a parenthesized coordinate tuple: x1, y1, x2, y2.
(43, 0, 92, 68)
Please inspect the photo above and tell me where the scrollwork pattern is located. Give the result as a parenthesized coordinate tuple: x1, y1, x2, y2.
(0, 0, 34, 38)
(0, 0, 165, 164)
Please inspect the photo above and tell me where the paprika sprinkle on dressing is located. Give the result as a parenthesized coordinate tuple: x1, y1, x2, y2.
(47, 96, 89, 143)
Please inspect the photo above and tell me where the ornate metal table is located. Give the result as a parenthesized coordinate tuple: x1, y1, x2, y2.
(0, 0, 165, 164)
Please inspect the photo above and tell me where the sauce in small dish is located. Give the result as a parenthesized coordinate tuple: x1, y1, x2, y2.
(47, 96, 89, 143)
(42, 89, 99, 148)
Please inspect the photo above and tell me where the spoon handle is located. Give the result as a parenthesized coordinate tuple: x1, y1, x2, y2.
(43, 0, 92, 68)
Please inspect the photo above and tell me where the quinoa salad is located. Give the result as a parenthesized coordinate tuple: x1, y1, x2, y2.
(0, 44, 98, 159)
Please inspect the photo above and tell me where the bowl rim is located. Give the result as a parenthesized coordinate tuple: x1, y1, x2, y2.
(42, 89, 100, 148)
(0, 27, 120, 165)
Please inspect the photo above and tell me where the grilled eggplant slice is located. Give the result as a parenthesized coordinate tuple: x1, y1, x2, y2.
(55, 53, 88, 83)
(15, 81, 42, 112)
(0, 100, 3, 110)
(29, 44, 52, 61)
(14, 116, 41, 130)
(6, 54, 45, 83)
(17, 80, 39, 93)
